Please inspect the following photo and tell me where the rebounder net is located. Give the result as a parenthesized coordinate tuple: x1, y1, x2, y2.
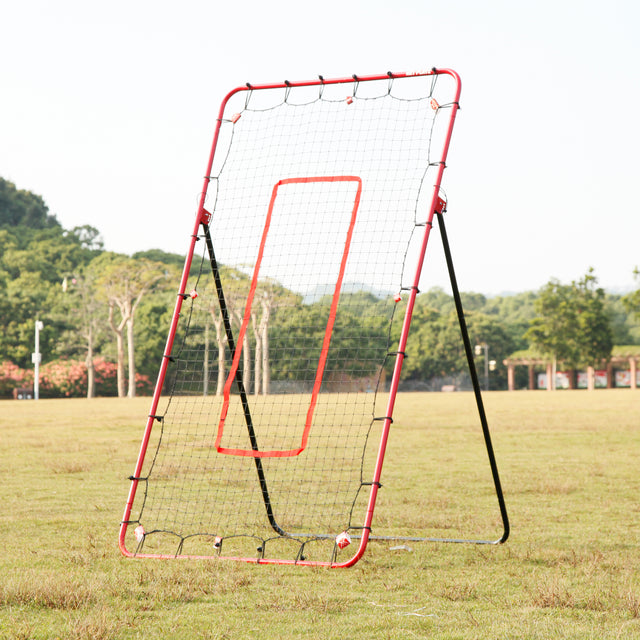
(120, 70, 473, 566)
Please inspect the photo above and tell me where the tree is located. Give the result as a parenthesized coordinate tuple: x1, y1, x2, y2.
(252, 289, 272, 395)
(0, 230, 85, 367)
(200, 266, 251, 396)
(225, 276, 253, 396)
(466, 312, 517, 390)
(622, 268, 640, 321)
(57, 267, 108, 398)
(395, 306, 512, 386)
(207, 299, 227, 396)
(67, 225, 104, 253)
(267, 292, 388, 390)
(525, 269, 613, 387)
(0, 177, 59, 229)
(398, 306, 460, 380)
(134, 295, 177, 384)
(250, 279, 300, 394)
(482, 290, 538, 350)
(93, 253, 168, 398)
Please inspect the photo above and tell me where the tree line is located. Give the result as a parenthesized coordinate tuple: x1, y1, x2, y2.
(1, 177, 639, 397)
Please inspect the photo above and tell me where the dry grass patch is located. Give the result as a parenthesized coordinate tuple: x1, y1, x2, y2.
(48, 460, 92, 474)
(0, 571, 99, 610)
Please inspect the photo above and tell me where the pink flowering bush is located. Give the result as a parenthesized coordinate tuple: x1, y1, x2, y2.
(0, 361, 34, 398)
(40, 359, 88, 398)
(135, 372, 154, 396)
(1, 358, 153, 398)
(92, 359, 154, 396)
(93, 358, 118, 397)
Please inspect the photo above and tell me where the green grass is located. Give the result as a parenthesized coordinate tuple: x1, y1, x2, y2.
(1, 391, 639, 639)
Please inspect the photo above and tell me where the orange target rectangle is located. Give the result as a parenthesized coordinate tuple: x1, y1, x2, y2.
(215, 175, 363, 457)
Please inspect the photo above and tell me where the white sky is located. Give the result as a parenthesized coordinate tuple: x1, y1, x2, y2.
(1, 0, 639, 295)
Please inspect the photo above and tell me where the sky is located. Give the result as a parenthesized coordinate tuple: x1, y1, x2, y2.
(2, 0, 639, 296)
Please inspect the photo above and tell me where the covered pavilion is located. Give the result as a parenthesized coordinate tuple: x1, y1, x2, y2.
(503, 346, 640, 391)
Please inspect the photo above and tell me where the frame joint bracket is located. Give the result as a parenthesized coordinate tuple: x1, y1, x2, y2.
(434, 196, 447, 215)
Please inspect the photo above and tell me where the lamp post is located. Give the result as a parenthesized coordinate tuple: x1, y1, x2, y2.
(33, 320, 44, 400)
(474, 342, 496, 391)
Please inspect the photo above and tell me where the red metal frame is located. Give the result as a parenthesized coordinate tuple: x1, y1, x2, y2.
(119, 68, 462, 567)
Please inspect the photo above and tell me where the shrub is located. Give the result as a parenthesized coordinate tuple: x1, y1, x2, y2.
(0, 361, 34, 398)
(1, 358, 153, 398)
(93, 359, 154, 396)
(135, 371, 154, 396)
(93, 358, 118, 397)
(40, 359, 87, 398)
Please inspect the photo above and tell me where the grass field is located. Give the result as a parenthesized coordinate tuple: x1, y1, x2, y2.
(1, 390, 639, 639)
